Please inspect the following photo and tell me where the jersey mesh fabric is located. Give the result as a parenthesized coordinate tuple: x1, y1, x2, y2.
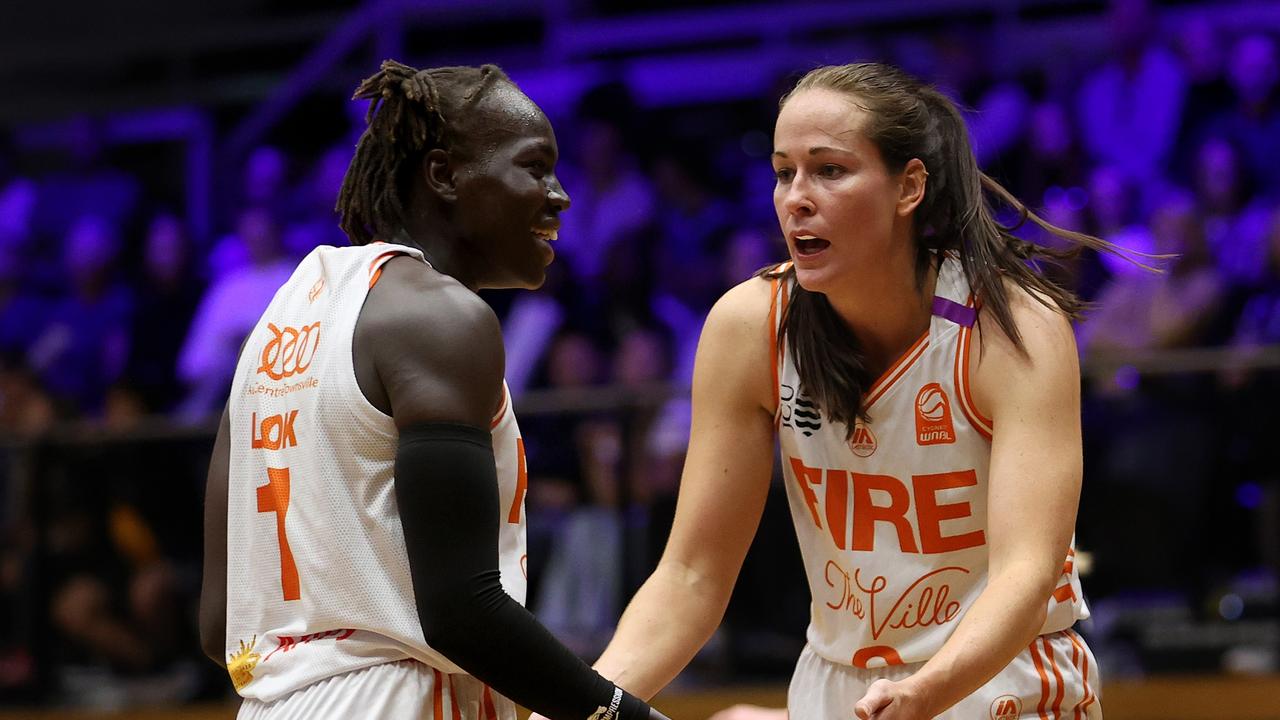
(772, 255, 1087, 670)
(225, 242, 527, 702)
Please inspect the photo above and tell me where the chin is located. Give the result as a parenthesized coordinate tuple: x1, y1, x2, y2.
(516, 268, 547, 290)
(792, 264, 838, 295)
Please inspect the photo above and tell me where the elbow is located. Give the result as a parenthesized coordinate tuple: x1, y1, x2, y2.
(988, 565, 1058, 635)
(198, 603, 224, 667)
(420, 614, 463, 654)
(199, 626, 224, 667)
(418, 592, 490, 655)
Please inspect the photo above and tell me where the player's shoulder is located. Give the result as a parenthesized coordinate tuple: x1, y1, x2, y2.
(975, 281, 1075, 356)
(696, 268, 784, 412)
(705, 266, 784, 333)
(359, 255, 504, 391)
(366, 256, 502, 350)
(357, 256, 504, 427)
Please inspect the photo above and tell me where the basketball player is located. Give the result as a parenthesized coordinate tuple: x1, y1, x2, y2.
(581, 63, 1114, 719)
(199, 60, 668, 720)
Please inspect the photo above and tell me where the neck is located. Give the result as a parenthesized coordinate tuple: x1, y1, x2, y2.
(823, 248, 938, 375)
(393, 220, 480, 293)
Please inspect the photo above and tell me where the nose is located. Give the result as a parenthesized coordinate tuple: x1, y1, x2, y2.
(547, 176, 571, 212)
(779, 176, 815, 218)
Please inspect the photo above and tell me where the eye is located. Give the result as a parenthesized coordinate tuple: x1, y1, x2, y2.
(774, 167, 795, 183)
(525, 159, 550, 177)
(818, 164, 845, 178)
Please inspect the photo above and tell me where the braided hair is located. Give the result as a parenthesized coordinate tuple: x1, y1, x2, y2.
(336, 60, 510, 246)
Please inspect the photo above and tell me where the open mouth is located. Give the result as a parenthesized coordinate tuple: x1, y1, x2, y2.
(794, 235, 830, 255)
(532, 227, 558, 243)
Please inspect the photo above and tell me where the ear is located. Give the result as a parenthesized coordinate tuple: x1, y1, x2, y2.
(424, 148, 458, 203)
(896, 158, 927, 217)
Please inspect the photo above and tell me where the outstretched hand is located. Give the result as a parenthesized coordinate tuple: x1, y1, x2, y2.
(853, 679, 932, 720)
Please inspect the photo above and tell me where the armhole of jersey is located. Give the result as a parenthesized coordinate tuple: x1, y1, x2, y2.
(368, 250, 407, 289)
(769, 263, 792, 427)
(769, 276, 780, 421)
(349, 248, 413, 422)
(490, 384, 509, 430)
(953, 316, 994, 441)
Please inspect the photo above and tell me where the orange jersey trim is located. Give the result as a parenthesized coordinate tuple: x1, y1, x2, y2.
(863, 331, 930, 409)
(952, 306, 994, 440)
(769, 275, 780, 418)
(490, 387, 509, 430)
(767, 262, 794, 422)
(368, 250, 405, 289)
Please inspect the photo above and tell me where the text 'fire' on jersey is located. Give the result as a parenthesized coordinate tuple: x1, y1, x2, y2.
(224, 242, 529, 702)
(768, 256, 1087, 671)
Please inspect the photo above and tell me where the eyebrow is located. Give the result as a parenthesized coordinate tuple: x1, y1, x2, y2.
(520, 139, 557, 159)
(771, 146, 850, 159)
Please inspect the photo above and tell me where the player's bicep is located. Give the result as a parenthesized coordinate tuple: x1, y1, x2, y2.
(976, 301, 1082, 587)
(662, 281, 777, 588)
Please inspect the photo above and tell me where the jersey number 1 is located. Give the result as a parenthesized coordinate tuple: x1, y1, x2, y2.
(257, 467, 300, 601)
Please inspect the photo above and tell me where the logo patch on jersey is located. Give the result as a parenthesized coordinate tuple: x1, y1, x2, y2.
(780, 383, 823, 436)
(257, 322, 321, 381)
(990, 695, 1022, 720)
(914, 383, 956, 445)
(848, 421, 877, 457)
(227, 635, 260, 691)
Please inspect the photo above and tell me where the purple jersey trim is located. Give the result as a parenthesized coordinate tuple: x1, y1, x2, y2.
(932, 296, 977, 327)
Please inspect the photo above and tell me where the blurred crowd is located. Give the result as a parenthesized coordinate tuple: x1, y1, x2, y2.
(1, 0, 1278, 707)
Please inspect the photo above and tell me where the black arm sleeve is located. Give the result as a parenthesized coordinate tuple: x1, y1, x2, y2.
(395, 423, 663, 720)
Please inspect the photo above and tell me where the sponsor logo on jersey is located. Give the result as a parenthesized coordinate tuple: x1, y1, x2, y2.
(789, 456, 986, 555)
(780, 383, 823, 436)
(848, 421, 877, 457)
(227, 635, 260, 691)
(308, 275, 325, 303)
(251, 410, 299, 451)
(257, 321, 321, 381)
(990, 695, 1022, 720)
(914, 383, 956, 445)
(261, 628, 355, 663)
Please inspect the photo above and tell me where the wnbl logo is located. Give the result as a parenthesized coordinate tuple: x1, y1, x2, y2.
(780, 383, 822, 436)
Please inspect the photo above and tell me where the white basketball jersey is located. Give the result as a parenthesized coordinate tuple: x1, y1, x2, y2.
(771, 256, 1087, 670)
(224, 242, 529, 702)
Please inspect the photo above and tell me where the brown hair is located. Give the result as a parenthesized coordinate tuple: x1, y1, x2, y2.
(762, 62, 1136, 438)
(336, 60, 511, 246)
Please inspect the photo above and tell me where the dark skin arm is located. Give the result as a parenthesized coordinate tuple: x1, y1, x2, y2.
(356, 256, 663, 720)
(199, 404, 231, 666)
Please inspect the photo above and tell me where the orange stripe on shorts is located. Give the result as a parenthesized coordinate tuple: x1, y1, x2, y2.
(432, 669, 444, 719)
(1045, 636, 1066, 718)
(1029, 638, 1051, 720)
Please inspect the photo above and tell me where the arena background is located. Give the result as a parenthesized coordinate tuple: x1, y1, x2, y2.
(1, 0, 1279, 717)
